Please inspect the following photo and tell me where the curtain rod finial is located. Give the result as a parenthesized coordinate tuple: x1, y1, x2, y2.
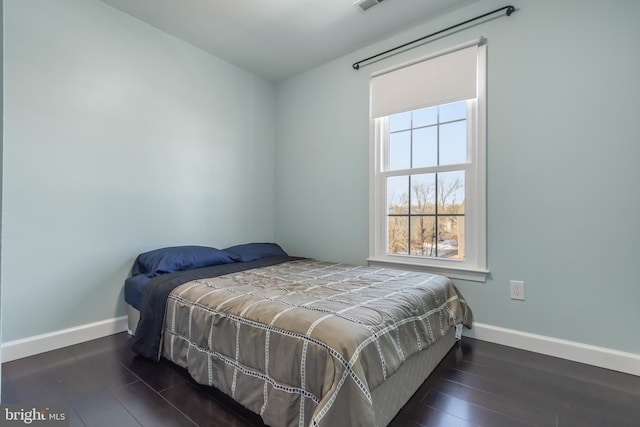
(353, 63, 360, 71)
(506, 5, 515, 16)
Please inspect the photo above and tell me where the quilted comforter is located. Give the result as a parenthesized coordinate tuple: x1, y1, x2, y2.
(157, 259, 472, 427)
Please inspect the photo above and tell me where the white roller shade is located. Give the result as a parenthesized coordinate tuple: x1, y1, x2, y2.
(371, 40, 480, 118)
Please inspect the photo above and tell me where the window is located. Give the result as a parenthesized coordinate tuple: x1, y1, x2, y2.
(369, 40, 488, 281)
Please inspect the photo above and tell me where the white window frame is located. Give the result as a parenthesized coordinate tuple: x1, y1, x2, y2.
(368, 44, 488, 282)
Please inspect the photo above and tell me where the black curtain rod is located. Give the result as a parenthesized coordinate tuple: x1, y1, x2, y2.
(352, 5, 516, 70)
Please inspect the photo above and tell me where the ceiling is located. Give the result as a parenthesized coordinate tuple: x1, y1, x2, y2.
(99, 0, 475, 82)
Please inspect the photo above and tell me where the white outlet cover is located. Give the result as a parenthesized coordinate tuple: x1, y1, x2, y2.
(510, 280, 525, 300)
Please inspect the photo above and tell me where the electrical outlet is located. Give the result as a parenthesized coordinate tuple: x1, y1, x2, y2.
(510, 280, 525, 300)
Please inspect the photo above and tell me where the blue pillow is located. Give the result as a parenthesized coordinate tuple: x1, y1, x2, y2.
(223, 243, 288, 262)
(131, 245, 239, 277)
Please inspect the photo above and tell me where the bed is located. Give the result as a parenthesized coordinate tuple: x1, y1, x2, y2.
(125, 244, 472, 427)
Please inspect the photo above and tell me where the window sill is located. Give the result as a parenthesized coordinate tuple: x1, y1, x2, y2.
(367, 257, 489, 282)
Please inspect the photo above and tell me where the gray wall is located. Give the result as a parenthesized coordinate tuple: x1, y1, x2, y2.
(274, 0, 640, 354)
(2, 0, 276, 341)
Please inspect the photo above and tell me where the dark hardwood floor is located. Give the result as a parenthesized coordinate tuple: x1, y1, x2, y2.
(2, 332, 638, 426)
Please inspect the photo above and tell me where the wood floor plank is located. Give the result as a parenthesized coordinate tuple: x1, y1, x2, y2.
(428, 376, 557, 426)
(37, 354, 137, 400)
(70, 387, 142, 427)
(460, 338, 640, 397)
(421, 389, 535, 427)
(2, 354, 51, 380)
(160, 380, 261, 427)
(0, 372, 69, 405)
(67, 407, 88, 427)
(458, 345, 640, 408)
(460, 349, 639, 414)
(113, 380, 198, 427)
(434, 364, 635, 427)
(453, 356, 639, 414)
(3, 352, 80, 406)
(390, 395, 480, 427)
(69, 333, 133, 361)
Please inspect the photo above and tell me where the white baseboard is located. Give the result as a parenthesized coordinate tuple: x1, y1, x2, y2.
(464, 322, 640, 377)
(2, 316, 128, 363)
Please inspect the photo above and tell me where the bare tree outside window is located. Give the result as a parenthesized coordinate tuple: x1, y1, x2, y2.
(387, 172, 464, 259)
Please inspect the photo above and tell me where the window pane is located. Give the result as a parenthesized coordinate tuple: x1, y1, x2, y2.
(413, 106, 437, 127)
(389, 111, 411, 132)
(437, 171, 465, 214)
(412, 127, 437, 168)
(410, 174, 435, 214)
(388, 216, 409, 255)
(387, 176, 409, 214)
(439, 100, 467, 122)
(389, 130, 410, 170)
(410, 216, 435, 256)
(436, 216, 462, 259)
(439, 121, 467, 165)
